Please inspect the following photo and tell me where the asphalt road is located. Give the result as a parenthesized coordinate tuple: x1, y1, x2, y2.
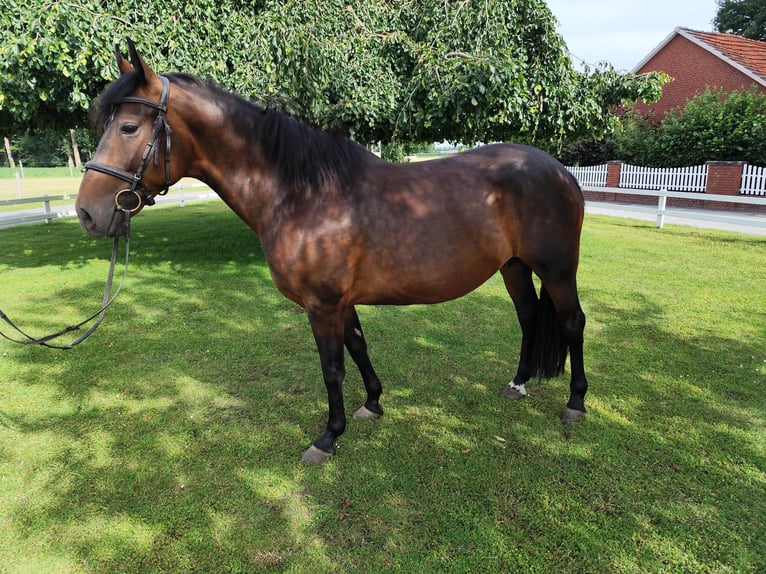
(585, 201, 766, 236)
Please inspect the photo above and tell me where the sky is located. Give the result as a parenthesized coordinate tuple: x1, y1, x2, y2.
(544, 0, 720, 71)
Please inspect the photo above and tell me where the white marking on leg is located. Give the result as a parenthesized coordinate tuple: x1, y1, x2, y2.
(354, 328, 362, 337)
(501, 382, 527, 400)
(509, 383, 527, 396)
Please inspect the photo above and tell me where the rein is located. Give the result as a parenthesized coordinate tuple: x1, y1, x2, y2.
(0, 210, 131, 349)
(0, 76, 172, 350)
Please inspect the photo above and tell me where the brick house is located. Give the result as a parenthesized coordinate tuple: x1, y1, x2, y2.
(631, 27, 766, 120)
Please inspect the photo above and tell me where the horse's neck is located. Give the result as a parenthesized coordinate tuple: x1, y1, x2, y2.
(186, 106, 277, 236)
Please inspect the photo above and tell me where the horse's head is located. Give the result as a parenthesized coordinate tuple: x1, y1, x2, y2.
(77, 39, 178, 237)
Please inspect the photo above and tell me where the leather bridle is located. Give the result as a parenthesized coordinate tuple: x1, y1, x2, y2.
(84, 74, 173, 213)
(0, 78, 173, 349)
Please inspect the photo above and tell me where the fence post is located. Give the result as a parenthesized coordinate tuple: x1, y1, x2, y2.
(606, 161, 622, 188)
(656, 188, 667, 228)
(705, 161, 745, 210)
(43, 196, 52, 224)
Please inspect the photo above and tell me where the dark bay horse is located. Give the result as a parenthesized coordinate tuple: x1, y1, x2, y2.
(76, 40, 588, 463)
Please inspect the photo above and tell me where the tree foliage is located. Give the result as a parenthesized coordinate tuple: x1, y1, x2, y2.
(714, 0, 766, 41)
(613, 88, 766, 167)
(1, 0, 667, 149)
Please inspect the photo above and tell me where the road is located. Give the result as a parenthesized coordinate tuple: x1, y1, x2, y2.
(585, 201, 766, 236)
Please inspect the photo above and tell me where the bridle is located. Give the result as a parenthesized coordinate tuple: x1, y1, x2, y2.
(0, 77, 172, 349)
(84, 74, 173, 213)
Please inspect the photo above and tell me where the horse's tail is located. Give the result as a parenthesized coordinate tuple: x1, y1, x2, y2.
(531, 285, 568, 379)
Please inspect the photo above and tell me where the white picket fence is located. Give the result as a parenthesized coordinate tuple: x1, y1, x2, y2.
(565, 163, 710, 192)
(741, 164, 766, 196)
(619, 164, 708, 192)
(567, 162, 766, 196)
(566, 164, 608, 187)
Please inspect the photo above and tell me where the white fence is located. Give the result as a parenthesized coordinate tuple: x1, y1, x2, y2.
(0, 182, 216, 229)
(583, 186, 766, 231)
(567, 164, 608, 187)
(566, 162, 766, 196)
(619, 164, 708, 193)
(2, 181, 765, 234)
(741, 164, 766, 196)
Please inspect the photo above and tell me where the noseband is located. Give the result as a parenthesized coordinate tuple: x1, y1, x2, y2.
(84, 75, 172, 212)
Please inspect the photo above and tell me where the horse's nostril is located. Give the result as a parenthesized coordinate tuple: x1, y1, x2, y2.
(78, 208, 92, 225)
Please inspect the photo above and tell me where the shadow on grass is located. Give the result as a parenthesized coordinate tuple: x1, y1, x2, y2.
(1, 205, 764, 572)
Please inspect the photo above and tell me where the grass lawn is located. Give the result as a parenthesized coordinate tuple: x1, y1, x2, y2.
(0, 168, 82, 200)
(0, 201, 764, 573)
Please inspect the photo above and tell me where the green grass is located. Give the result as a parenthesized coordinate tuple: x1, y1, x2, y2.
(0, 167, 77, 179)
(0, 171, 82, 202)
(1, 202, 764, 573)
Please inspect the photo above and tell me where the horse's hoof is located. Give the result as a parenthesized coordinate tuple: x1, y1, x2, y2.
(354, 405, 382, 420)
(561, 408, 587, 423)
(501, 383, 527, 401)
(300, 445, 334, 464)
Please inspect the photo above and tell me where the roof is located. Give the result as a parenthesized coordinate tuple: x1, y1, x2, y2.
(633, 27, 766, 87)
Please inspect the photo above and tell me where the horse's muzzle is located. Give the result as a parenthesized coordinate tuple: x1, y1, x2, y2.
(77, 206, 128, 238)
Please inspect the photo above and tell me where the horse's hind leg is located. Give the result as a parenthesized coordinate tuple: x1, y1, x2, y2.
(499, 259, 538, 400)
(344, 306, 384, 420)
(542, 278, 588, 422)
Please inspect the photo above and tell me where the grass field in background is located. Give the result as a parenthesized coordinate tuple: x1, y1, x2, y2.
(0, 201, 764, 573)
(0, 168, 82, 200)
(0, 167, 77, 178)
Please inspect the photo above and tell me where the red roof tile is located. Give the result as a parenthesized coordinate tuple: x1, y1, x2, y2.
(686, 29, 766, 83)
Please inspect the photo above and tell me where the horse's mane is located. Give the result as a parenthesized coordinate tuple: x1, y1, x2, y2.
(91, 71, 371, 192)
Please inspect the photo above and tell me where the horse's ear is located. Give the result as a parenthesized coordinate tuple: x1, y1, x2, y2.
(125, 37, 156, 85)
(115, 43, 133, 75)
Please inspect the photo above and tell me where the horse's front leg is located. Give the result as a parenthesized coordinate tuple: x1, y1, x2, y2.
(301, 306, 347, 464)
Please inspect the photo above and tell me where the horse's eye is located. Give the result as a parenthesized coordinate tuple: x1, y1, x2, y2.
(120, 123, 139, 135)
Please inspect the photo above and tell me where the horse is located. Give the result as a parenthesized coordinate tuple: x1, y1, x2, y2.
(76, 39, 589, 463)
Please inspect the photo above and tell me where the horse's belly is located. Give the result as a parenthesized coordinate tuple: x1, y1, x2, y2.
(348, 257, 500, 306)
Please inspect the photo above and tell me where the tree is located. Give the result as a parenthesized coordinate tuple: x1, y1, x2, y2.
(714, 0, 766, 41)
(252, 0, 667, 146)
(1, 0, 667, 150)
(0, 0, 254, 133)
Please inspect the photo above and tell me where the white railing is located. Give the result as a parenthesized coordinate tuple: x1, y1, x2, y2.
(0, 182, 216, 229)
(567, 164, 608, 187)
(2, 181, 764, 234)
(619, 164, 708, 193)
(741, 164, 766, 196)
(583, 185, 766, 230)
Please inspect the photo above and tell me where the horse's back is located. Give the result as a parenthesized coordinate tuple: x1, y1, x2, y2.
(465, 144, 583, 210)
(335, 144, 583, 304)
